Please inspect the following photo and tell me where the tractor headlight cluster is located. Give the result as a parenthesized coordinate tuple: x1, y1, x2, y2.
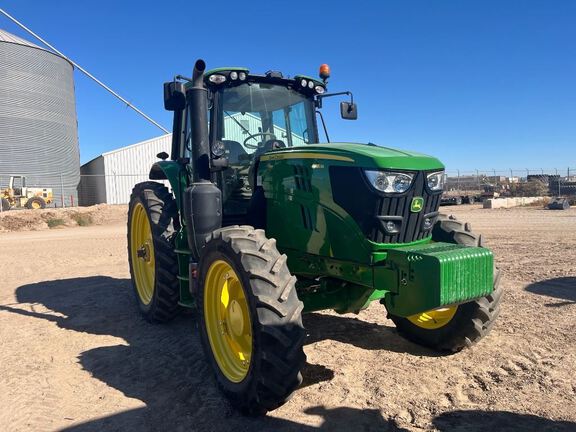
(426, 171, 445, 191)
(208, 74, 226, 84)
(364, 170, 414, 194)
(299, 78, 325, 94)
(207, 70, 248, 85)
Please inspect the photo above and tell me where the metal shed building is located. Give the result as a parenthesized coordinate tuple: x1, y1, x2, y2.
(79, 134, 171, 205)
(78, 113, 304, 205)
(0, 28, 80, 205)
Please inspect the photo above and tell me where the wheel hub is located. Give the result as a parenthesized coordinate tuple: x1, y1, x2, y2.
(137, 242, 151, 262)
(227, 300, 245, 337)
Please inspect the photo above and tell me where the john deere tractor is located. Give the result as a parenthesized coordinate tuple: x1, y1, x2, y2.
(128, 60, 501, 415)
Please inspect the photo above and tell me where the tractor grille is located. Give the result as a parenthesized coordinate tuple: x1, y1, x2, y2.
(330, 167, 442, 244)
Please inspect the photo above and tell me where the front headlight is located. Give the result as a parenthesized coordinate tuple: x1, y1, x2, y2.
(211, 140, 226, 157)
(364, 171, 414, 193)
(427, 171, 445, 191)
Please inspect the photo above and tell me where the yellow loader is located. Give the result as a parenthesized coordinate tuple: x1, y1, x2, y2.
(1, 176, 53, 211)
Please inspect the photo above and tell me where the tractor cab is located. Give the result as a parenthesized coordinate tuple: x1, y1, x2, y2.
(205, 69, 332, 224)
(208, 70, 322, 157)
(162, 61, 356, 227)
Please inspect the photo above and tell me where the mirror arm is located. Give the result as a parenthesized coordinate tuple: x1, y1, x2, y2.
(316, 91, 354, 108)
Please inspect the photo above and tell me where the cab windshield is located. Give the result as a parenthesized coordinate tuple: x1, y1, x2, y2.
(215, 83, 319, 155)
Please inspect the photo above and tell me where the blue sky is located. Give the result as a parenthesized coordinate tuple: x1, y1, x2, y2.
(1, 1, 575, 172)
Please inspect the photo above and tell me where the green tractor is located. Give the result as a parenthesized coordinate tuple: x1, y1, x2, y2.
(127, 59, 501, 415)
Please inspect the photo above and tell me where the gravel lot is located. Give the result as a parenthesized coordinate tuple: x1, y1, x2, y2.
(0, 205, 574, 431)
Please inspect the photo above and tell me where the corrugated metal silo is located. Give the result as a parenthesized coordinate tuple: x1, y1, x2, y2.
(0, 28, 80, 206)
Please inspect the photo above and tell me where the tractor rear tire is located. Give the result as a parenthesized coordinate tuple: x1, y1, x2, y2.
(198, 226, 306, 416)
(389, 215, 502, 352)
(1, 198, 10, 211)
(127, 182, 180, 323)
(26, 196, 46, 209)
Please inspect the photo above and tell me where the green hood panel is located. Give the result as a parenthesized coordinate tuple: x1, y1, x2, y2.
(265, 143, 444, 171)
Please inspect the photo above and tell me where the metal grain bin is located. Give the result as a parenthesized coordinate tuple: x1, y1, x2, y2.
(0, 29, 80, 206)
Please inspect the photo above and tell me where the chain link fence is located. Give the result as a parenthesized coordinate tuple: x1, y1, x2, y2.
(443, 168, 576, 199)
(1, 168, 575, 210)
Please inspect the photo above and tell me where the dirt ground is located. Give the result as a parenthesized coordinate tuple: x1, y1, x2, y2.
(0, 205, 575, 431)
(0, 205, 127, 232)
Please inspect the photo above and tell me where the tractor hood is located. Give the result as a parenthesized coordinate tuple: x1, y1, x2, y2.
(262, 143, 444, 171)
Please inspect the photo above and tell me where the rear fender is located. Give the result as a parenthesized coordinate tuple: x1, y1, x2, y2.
(149, 161, 187, 213)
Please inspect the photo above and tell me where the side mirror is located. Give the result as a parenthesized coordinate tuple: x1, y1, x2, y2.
(340, 101, 358, 120)
(163, 81, 186, 111)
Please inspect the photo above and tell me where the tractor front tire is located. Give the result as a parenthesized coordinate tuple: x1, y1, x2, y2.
(198, 226, 306, 415)
(127, 182, 180, 323)
(1, 198, 10, 211)
(389, 215, 502, 352)
(26, 196, 46, 209)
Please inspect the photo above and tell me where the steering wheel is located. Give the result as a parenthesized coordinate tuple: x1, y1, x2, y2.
(243, 132, 277, 149)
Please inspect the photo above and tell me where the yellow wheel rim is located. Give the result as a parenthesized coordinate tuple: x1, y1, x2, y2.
(31, 201, 41, 209)
(204, 260, 252, 383)
(130, 202, 155, 305)
(407, 306, 458, 330)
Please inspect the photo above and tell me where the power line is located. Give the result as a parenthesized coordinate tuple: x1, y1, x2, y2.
(0, 8, 169, 133)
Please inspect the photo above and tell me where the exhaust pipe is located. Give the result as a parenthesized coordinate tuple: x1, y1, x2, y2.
(189, 59, 210, 182)
(183, 59, 222, 260)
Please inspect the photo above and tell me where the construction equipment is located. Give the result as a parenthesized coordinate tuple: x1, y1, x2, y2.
(127, 60, 502, 415)
(1, 176, 53, 211)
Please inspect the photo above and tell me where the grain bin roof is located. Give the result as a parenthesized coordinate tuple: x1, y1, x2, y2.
(0, 28, 73, 66)
(0, 28, 43, 49)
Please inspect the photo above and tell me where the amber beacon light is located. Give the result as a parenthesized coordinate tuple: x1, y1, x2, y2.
(319, 63, 331, 82)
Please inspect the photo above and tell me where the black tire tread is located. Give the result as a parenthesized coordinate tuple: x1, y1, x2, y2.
(127, 181, 180, 323)
(391, 214, 502, 352)
(1, 197, 10, 211)
(199, 225, 306, 415)
(25, 196, 46, 209)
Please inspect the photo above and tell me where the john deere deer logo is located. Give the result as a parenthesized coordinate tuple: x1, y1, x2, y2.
(411, 197, 424, 212)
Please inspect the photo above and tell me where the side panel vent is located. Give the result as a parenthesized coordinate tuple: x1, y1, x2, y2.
(299, 204, 315, 231)
(293, 165, 312, 192)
